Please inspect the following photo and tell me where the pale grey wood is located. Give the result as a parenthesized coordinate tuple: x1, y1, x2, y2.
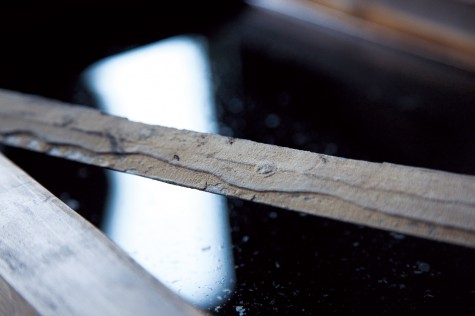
(0, 153, 204, 316)
(0, 88, 475, 248)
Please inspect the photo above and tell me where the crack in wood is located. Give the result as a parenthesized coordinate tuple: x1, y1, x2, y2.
(1, 89, 475, 247)
(2, 127, 474, 237)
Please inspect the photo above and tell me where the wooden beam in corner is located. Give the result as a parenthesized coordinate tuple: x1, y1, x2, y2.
(0, 88, 475, 248)
(0, 153, 203, 316)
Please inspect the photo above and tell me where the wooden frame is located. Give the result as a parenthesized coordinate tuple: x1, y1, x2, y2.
(1, 88, 474, 246)
(1, 1, 474, 314)
(0, 73, 475, 315)
(0, 85, 474, 311)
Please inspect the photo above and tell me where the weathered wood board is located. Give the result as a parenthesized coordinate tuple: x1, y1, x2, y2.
(0, 153, 203, 315)
(0, 88, 474, 248)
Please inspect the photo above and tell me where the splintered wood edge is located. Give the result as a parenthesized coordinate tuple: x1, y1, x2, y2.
(0, 153, 203, 316)
(0, 88, 475, 248)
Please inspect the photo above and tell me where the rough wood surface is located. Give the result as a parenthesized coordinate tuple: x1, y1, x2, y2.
(0, 152, 203, 315)
(1, 88, 475, 248)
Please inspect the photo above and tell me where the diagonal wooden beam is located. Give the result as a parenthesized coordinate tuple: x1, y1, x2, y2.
(0, 88, 474, 248)
(0, 152, 204, 315)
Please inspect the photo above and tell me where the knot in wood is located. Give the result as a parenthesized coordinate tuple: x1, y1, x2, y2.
(255, 161, 276, 176)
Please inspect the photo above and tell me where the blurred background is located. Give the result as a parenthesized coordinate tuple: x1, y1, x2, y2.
(1, 0, 475, 314)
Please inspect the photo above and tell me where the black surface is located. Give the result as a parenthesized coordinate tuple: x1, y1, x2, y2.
(1, 4, 475, 315)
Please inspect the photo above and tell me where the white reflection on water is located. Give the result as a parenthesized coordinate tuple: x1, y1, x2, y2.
(84, 36, 234, 308)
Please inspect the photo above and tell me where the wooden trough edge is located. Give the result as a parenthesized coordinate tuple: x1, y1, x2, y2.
(0, 88, 474, 248)
(0, 152, 204, 315)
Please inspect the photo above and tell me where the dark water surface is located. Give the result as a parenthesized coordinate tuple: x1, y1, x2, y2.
(1, 3, 475, 315)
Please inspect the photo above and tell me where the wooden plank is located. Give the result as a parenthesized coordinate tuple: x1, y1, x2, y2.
(310, 0, 475, 55)
(0, 88, 475, 248)
(0, 152, 203, 315)
(251, 0, 475, 73)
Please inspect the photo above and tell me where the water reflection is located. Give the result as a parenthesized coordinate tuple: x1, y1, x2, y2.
(84, 36, 235, 308)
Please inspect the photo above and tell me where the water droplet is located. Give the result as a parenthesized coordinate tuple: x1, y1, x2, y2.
(60, 192, 80, 210)
(227, 98, 244, 114)
(235, 305, 246, 316)
(265, 113, 280, 128)
(415, 261, 430, 274)
(390, 232, 406, 240)
(77, 167, 90, 179)
(324, 143, 338, 155)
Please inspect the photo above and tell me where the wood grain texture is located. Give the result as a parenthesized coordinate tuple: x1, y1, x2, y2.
(0, 88, 475, 248)
(0, 152, 204, 316)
